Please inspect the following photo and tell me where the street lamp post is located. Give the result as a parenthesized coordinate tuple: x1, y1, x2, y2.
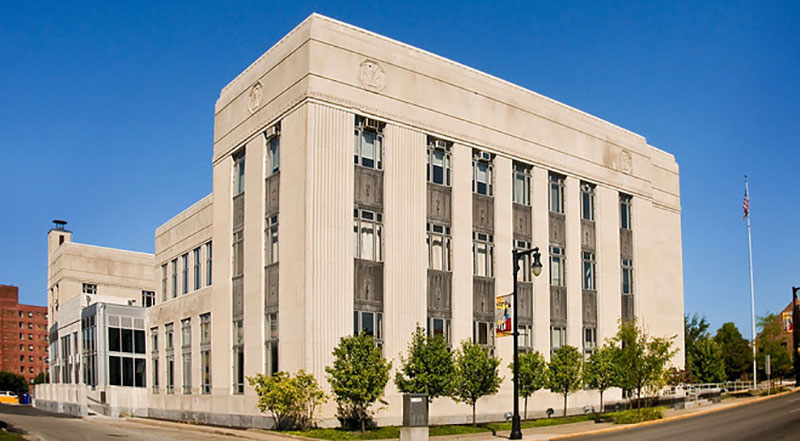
(793, 287, 800, 387)
(510, 247, 543, 440)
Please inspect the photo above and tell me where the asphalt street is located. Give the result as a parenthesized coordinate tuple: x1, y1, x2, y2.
(574, 389, 800, 441)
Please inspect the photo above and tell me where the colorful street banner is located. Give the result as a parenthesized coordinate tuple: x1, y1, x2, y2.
(496, 295, 513, 337)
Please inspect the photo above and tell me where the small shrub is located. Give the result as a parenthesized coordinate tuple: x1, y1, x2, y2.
(598, 407, 663, 424)
(248, 370, 327, 430)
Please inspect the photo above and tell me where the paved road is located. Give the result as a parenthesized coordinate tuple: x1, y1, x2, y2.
(574, 390, 800, 441)
(0, 404, 267, 441)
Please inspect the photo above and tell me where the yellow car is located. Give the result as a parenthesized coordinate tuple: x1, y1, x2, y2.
(0, 391, 19, 405)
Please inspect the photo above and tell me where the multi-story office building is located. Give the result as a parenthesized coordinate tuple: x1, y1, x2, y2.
(36, 14, 684, 426)
(0, 285, 48, 385)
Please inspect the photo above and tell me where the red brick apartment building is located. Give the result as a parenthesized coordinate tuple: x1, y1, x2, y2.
(0, 285, 48, 385)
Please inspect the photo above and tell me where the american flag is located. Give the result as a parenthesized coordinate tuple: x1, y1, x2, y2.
(743, 186, 750, 219)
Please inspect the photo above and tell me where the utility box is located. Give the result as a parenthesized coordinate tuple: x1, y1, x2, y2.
(402, 394, 428, 427)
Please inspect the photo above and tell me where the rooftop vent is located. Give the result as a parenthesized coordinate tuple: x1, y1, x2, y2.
(52, 220, 67, 230)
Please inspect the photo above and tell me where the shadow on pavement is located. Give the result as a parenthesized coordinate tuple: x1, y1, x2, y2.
(0, 403, 78, 419)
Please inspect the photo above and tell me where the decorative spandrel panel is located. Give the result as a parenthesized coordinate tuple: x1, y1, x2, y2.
(473, 277, 495, 322)
(622, 295, 635, 323)
(513, 204, 532, 240)
(232, 276, 244, 320)
(581, 219, 596, 251)
(472, 194, 494, 233)
(233, 194, 245, 231)
(355, 167, 384, 209)
(354, 259, 384, 311)
(549, 212, 565, 245)
(518, 282, 533, 325)
(427, 184, 452, 224)
(550, 286, 567, 326)
(265, 174, 280, 215)
(427, 270, 452, 317)
(582, 290, 597, 326)
(620, 229, 633, 259)
(265, 264, 279, 312)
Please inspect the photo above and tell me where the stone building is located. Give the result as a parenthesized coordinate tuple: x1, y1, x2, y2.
(36, 13, 684, 427)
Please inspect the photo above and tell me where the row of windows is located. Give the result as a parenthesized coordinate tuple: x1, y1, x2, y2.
(4, 311, 45, 319)
(153, 313, 211, 394)
(160, 242, 213, 302)
(231, 125, 281, 196)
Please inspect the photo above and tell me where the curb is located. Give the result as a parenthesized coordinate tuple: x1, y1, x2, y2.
(549, 388, 797, 440)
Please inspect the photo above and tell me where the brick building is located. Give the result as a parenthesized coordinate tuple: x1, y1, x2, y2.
(0, 285, 49, 385)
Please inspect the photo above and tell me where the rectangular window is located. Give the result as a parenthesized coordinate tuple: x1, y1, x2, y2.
(513, 163, 531, 205)
(550, 246, 565, 286)
(181, 319, 191, 348)
(582, 252, 596, 290)
(134, 330, 145, 354)
(200, 313, 211, 394)
(193, 247, 201, 290)
(472, 232, 494, 277)
(549, 173, 565, 214)
(427, 137, 452, 186)
(265, 312, 279, 376)
(135, 358, 146, 388)
(551, 326, 566, 351)
(206, 242, 213, 286)
(620, 194, 632, 230)
(181, 253, 189, 294)
(427, 317, 451, 345)
(171, 259, 178, 298)
(353, 209, 383, 261)
(121, 329, 133, 353)
(152, 357, 159, 393)
(354, 116, 384, 170)
(233, 149, 245, 196)
(267, 132, 280, 176)
(201, 349, 211, 394)
(266, 215, 279, 265)
(150, 327, 158, 352)
(518, 324, 533, 350)
(515, 240, 533, 282)
(82, 283, 96, 295)
(165, 323, 174, 350)
(200, 313, 211, 345)
(142, 291, 155, 308)
(622, 259, 633, 295)
(581, 182, 595, 221)
(161, 264, 168, 302)
(109, 356, 121, 386)
(472, 151, 494, 196)
(108, 328, 121, 352)
(353, 311, 383, 349)
(166, 355, 174, 394)
(583, 327, 597, 355)
(233, 320, 244, 394)
(427, 223, 452, 271)
(473, 321, 494, 347)
(182, 352, 192, 394)
(233, 231, 244, 277)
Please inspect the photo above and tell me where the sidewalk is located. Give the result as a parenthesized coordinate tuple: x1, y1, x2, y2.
(121, 389, 795, 441)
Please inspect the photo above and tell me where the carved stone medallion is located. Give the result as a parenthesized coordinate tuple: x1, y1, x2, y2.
(620, 150, 633, 174)
(358, 59, 386, 92)
(247, 82, 263, 114)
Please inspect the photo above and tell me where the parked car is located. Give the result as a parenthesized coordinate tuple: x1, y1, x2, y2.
(0, 391, 19, 405)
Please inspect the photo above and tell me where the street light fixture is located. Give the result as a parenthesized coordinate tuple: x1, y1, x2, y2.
(510, 247, 542, 440)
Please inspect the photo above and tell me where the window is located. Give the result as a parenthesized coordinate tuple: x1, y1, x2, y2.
(206, 242, 213, 286)
(515, 240, 533, 282)
(583, 327, 597, 355)
(473, 232, 494, 277)
(165, 323, 174, 350)
(265, 313, 278, 376)
(108, 355, 145, 388)
(181, 253, 189, 294)
(233, 149, 245, 196)
(181, 319, 191, 348)
(166, 355, 174, 394)
(152, 357, 159, 393)
(200, 314, 211, 345)
(193, 247, 201, 290)
(582, 252, 596, 290)
(233, 320, 244, 394)
(473, 321, 494, 347)
(581, 182, 595, 221)
(620, 194, 632, 230)
(550, 246, 565, 286)
(513, 163, 531, 205)
(353, 311, 383, 349)
(201, 349, 211, 394)
(150, 328, 158, 352)
(622, 259, 633, 295)
(182, 352, 192, 394)
(427, 137, 451, 186)
(427, 317, 451, 345)
(427, 223, 452, 271)
(353, 209, 383, 261)
(551, 326, 566, 351)
(161, 264, 168, 301)
(82, 283, 96, 295)
(354, 116, 383, 170)
(549, 173, 565, 214)
(233, 231, 244, 277)
(171, 259, 178, 298)
(142, 291, 155, 308)
(200, 313, 211, 394)
(472, 150, 494, 196)
(266, 129, 280, 176)
(266, 215, 279, 265)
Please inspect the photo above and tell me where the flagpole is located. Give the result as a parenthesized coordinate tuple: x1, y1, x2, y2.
(745, 175, 757, 389)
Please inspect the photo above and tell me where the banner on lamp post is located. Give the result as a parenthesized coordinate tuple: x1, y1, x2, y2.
(496, 295, 513, 337)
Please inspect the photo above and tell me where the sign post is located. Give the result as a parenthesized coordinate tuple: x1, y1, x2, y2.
(765, 355, 771, 394)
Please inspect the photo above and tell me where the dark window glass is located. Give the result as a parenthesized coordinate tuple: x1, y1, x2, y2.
(361, 312, 374, 337)
(269, 340, 278, 377)
(135, 359, 146, 388)
(109, 356, 121, 385)
(108, 328, 120, 352)
(122, 357, 134, 386)
(121, 329, 133, 353)
(134, 330, 146, 354)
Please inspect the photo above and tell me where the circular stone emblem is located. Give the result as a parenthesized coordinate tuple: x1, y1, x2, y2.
(358, 59, 386, 92)
(247, 82, 263, 114)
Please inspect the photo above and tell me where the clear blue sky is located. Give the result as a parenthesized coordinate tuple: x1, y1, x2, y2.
(1, 1, 798, 338)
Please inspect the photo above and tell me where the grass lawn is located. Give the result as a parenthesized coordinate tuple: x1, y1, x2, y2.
(0, 430, 26, 441)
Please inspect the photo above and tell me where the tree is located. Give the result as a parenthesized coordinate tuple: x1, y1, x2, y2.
(583, 344, 616, 413)
(248, 370, 327, 430)
(611, 319, 675, 409)
(326, 334, 391, 433)
(684, 313, 710, 379)
(33, 371, 48, 385)
(394, 326, 455, 403)
(714, 322, 753, 381)
(547, 346, 583, 417)
(689, 337, 726, 383)
(0, 371, 28, 396)
(451, 341, 502, 426)
(755, 313, 793, 379)
(508, 351, 547, 420)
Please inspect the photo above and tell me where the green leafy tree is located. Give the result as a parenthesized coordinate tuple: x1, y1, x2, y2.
(756, 313, 793, 379)
(451, 341, 502, 426)
(713, 322, 753, 381)
(583, 344, 616, 412)
(0, 371, 28, 396)
(33, 371, 48, 385)
(684, 313, 710, 379)
(247, 370, 326, 430)
(395, 326, 455, 403)
(508, 351, 547, 420)
(611, 319, 675, 409)
(689, 337, 726, 383)
(326, 334, 391, 433)
(547, 345, 583, 417)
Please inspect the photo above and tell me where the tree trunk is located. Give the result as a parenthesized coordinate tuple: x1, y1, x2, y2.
(361, 406, 366, 433)
(472, 402, 476, 427)
(563, 392, 568, 417)
(637, 387, 642, 410)
(600, 390, 604, 413)
(524, 396, 528, 420)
